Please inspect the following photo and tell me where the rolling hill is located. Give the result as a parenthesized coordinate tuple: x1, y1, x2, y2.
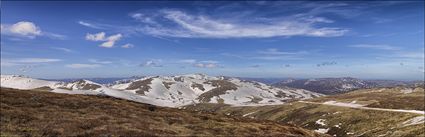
(0, 87, 328, 137)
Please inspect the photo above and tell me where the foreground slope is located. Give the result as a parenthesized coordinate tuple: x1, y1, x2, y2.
(184, 86, 425, 137)
(0, 88, 328, 137)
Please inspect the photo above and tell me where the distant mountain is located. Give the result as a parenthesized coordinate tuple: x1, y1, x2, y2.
(272, 77, 424, 95)
(0, 74, 323, 107)
(238, 77, 290, 85)
(46, 77, 129, 84)
(109, 74, 323, 106)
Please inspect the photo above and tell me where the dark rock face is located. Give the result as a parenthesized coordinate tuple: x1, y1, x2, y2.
(126, 78, 153, 95)
(198, 80, 238, 103)
(73, 80, 102, 90)
(191, 83, 205, 91)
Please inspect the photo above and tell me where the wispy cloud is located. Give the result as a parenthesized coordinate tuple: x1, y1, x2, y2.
(1, 58, 62, 67)
(348, 44, 401, 50)
(193, 63, 218, 68)
(65, 64, 101, 69)
(121, 43, 134, 48)
(88, 59, 112, 64)
(222, 48, 308, 61)
(133, 9, 348, 38)
(258, 48, 308, 55)
(178, 59, 220, 68)
(392, 51, 425, 59)
(141, 59, 163, 67)
(178, 59, 197, 64)
(317, 61, 337, 67)
(51, 47, 74, 53)
(78, 21, 104, 29)
(11, 58, 61, 63)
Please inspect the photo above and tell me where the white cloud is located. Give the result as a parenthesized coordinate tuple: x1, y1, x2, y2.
(85, 32, 122, 48)
(136, 9, 348, 38)
(1, 21, 41, 39)
(100, 41, 115, 48)
(86, 32, 106, 41)
(1, 21, 65, 40)
(348, 44, 401, 50)
(107, 33, 122, 41)
(9, 21, 41, 36)
(121, 43, 134, 48)
(65, 64, 101, 69)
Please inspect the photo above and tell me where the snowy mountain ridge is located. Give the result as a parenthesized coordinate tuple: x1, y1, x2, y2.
(1, 74, 323, 107)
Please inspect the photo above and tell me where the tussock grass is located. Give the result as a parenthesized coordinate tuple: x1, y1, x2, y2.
(0, 88, 326, 137)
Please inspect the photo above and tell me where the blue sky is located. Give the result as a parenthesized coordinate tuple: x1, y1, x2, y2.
(1, 1, 424, 80)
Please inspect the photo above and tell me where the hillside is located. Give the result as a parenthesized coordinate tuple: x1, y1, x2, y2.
(273, 77, 423, 95)
(0, 88, 328, 137)
(1, 74, 322, 107)
(184, 86, 425, 137)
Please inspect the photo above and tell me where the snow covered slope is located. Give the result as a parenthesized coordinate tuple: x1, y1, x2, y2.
(0, 75, 60, 89)
(110, 74, 323, 106)
(1, 74, 323, 107)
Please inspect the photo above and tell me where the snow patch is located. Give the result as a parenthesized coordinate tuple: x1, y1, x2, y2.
(242, 111, 258, 117)
(314, 128, 329, 134)
(315, 119, 326, 126)
(402, 116, 425, 127)
(323, 101, 365, 108)
(400, 88, 414, 94)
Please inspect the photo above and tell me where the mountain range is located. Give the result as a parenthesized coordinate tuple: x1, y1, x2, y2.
(0, 74, 322, 107)
(273, 77, 424, 95)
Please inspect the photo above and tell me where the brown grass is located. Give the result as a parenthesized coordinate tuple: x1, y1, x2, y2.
(0, 88, 327, 137)
(184, 86, 425, 137)
(309, 87, 425, 110)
